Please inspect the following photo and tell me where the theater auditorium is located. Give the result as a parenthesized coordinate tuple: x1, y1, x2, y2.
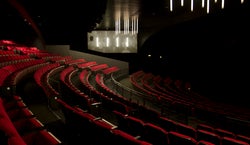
(0, 0, 250, 145)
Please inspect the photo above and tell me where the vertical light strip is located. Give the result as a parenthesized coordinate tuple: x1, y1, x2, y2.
(127, 18, 129, 34)
(125, 37, 129, 47)
(135, 17, 137, 35)
(124, 19, 126, 34)
(202, 0, 205, 8)
(181, 0, 184, 6)
(116, 37, 119, 47)
(170, 0, 173, 11)
(191, 0, 194, 11)
(221, 0, 224, 9)
(115, 20, 118, 35)
(136, 17, 138, 34)
(124, 10, 129, 34)
(128, 18, 130, 34)
(241, 0, 244, 4)
(123, 19, 126, 34)
(106, 37, 109, 47)
(115, 20, 119, 34)
(116, 15, 121, 34)
(115, 4, 121, 35)
(118, 16, 120, 34)
(126, 19, 128, 34)
(127, 19, 129, 34)
(132, 16, 138, 35)
(125, 19, 127, 34)
(132, 17, 134, 35)
(207, 0, 210, 13)
(96, 37, 99, 48)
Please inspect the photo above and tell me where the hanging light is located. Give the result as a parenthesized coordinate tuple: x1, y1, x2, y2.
(206, 0, 210, 13)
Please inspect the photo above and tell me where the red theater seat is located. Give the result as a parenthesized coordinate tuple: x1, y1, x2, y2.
(196, 129, 221, 145)
(168, 131, 197, 145)
(141, 123, 169, 145)
(22, 129, 62, 145)
(221, 136, 249, 145)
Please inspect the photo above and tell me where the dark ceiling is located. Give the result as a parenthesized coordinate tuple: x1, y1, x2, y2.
(0, 0, 249, 44)
(0, 0, 107, 43)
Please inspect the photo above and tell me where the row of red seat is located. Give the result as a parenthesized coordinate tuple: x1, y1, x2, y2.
(130, 72, 249, 143)
(33, 58, 88, 99)
(0, 95, 62, 145)
(131, 71, 250, 119)
(0, 59, 46, 86)
(90, 63, 109, 72)
(113, 109, 250, 145)
(0, 96, 26, 145)
(55, 97, 152, 145)
(102, 66, 120, 75)
(159, 75, 250, 117)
